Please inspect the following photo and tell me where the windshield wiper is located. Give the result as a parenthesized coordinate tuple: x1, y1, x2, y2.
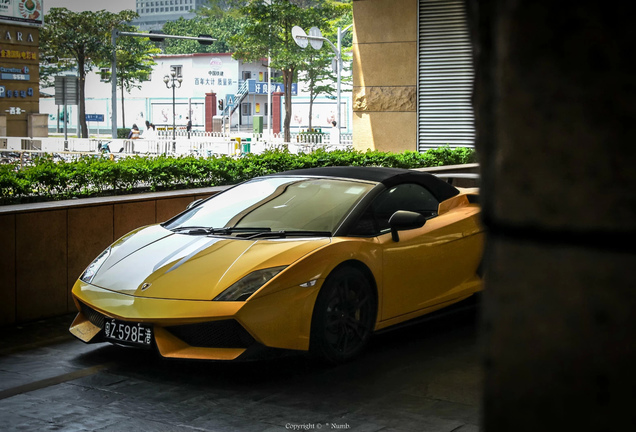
(170, 226, 210, 235)
(245, 230, 332, 239)
(171, 226, 272, 236)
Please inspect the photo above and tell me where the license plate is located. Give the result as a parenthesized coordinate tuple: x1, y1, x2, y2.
(104, 318, 153, 346)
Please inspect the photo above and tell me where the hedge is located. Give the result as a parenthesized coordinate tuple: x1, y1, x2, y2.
(0, 147, 476, 205)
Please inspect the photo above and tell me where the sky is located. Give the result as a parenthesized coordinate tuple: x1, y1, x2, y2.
(44, 0, 136, 13)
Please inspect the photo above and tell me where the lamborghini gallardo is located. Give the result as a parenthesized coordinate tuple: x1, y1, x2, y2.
(70, 166, 483, 363)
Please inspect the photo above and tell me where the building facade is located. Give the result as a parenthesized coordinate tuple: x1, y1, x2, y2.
(40, 52, 351, 135)
(133, 0, 209, 30)
(0, 1, 46, 138)
(352, 0, 473, 152)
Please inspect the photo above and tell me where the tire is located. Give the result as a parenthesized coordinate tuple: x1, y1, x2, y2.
(310, 265, 377, 364)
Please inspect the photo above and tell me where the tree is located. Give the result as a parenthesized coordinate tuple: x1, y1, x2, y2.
(230, 0, 338, 142)
(99, 26, 160, 129)
(199, 0, 249, 18)
(161, 16, 240, 54)
(161, 1, 250, 55)
(40, 8, 138, 138)
(300, 49, 336, 131)
(297, 1, 352, 131)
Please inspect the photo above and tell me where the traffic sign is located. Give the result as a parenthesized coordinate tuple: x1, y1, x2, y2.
(85, 114, 104, 122)
(55, 76, 79, 106)
(292, 26, 308, 49)
(308, 27, 324, 50)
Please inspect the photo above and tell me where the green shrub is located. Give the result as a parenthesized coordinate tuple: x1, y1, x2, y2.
(0, 147, 476, 205)
(117, 128, 131, 139)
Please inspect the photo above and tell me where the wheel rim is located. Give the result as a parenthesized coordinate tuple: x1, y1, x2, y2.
(323, 276, 374, 357)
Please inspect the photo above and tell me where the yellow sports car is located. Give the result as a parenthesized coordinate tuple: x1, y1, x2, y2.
(70, 166, 483, 363)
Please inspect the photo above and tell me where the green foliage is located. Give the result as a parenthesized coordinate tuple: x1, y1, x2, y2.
(297, 0, 353, 129)
(118, 128, 131, 139)
(229, 0, 341, 142)
(161, 16, 240, 54)
(40, 8, 140, 138)
(0, 147, 476, 205)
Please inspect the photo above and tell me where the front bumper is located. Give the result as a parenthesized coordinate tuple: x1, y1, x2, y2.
(69, 279, 322, 360)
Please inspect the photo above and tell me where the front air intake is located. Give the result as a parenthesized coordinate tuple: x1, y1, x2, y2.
(165, 320, 255, 348)
(79, 302, 105, 329)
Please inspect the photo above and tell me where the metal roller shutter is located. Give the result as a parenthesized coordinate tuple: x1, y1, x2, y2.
(418, 0, 475, 151)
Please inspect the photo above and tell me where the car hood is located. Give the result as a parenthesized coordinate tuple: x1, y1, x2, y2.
(90, 225, 330, 301)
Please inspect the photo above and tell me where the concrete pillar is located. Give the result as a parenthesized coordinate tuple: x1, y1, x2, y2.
(27, 113, 49, 137)
(468, 1, 636, 430)
(205, 92, 217, 133)
(272, 92, 283, 135)
(0, 115, 6, 137)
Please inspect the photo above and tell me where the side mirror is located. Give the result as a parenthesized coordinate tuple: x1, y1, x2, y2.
(186, 198, 203, 210)
(389, 210, 426, 242)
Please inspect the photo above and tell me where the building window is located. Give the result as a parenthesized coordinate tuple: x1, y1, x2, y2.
(242, 71, 252, 80)
(171, 65, 183, 78)
(241, 103, 251, 116)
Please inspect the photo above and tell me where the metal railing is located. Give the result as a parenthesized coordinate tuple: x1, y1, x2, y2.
(1, 131, 355, 165)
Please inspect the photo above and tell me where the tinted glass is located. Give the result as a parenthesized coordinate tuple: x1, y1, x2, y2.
(164, 177, 374, 233)
(348, 183, 439, 236)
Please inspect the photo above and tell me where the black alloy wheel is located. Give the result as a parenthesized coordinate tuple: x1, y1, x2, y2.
(310, 265, 377, 364)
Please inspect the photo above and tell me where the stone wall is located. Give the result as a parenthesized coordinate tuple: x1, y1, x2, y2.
(467, 0, 636, 430)
(0, 164, 477, 327)
(0, 186, 228, 326)
(352, 0, 418, 152)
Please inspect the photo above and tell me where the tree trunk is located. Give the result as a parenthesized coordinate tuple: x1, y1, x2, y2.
(78, 57, 88, 138)
(283, 68, 294, 143)
(308, 87, 314, 131)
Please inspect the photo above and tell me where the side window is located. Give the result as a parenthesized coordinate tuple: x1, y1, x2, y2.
(348, 183, 439, 236)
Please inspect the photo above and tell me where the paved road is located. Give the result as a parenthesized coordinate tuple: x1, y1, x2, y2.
(0, 301, 482, 432)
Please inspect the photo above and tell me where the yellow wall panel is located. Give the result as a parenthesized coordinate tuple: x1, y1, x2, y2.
(353, 42, 417, 88)
(352, 111, 417, 152)
(353, 0, 417, 44)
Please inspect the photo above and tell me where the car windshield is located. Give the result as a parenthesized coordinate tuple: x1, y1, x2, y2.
(163, 176, 375, 235)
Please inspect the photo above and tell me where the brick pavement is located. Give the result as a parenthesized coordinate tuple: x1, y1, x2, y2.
(0, 303, 482, 431)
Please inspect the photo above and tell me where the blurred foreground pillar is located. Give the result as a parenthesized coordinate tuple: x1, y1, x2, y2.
(468, 1, 636, 430)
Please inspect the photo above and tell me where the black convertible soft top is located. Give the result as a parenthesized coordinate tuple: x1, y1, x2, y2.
(271, 166, 459, 202)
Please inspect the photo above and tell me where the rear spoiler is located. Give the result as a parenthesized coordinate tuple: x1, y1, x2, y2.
(435, 173, 480, 186)
(434, 173, 480, 180)
(435, 173, 480, 203)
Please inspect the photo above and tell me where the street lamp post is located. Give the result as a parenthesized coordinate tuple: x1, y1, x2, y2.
(164, 69, 182, 151)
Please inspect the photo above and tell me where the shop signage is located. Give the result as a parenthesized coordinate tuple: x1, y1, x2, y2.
(0, 0, 44, 27)
(0, 65, 29, 80)
(209, 57, 223, 70)
(195, 76, 232, 87)
(0, 48, 36, 59)
(4, 106, 24, 114)
(1, 28, 35, 42)
(251, 81, 297, 96)
(0, 84, 33, 97)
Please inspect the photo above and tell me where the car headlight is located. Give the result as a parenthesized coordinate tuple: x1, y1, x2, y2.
(213, 266, 287, 301)
(80, 247, 111, 284)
